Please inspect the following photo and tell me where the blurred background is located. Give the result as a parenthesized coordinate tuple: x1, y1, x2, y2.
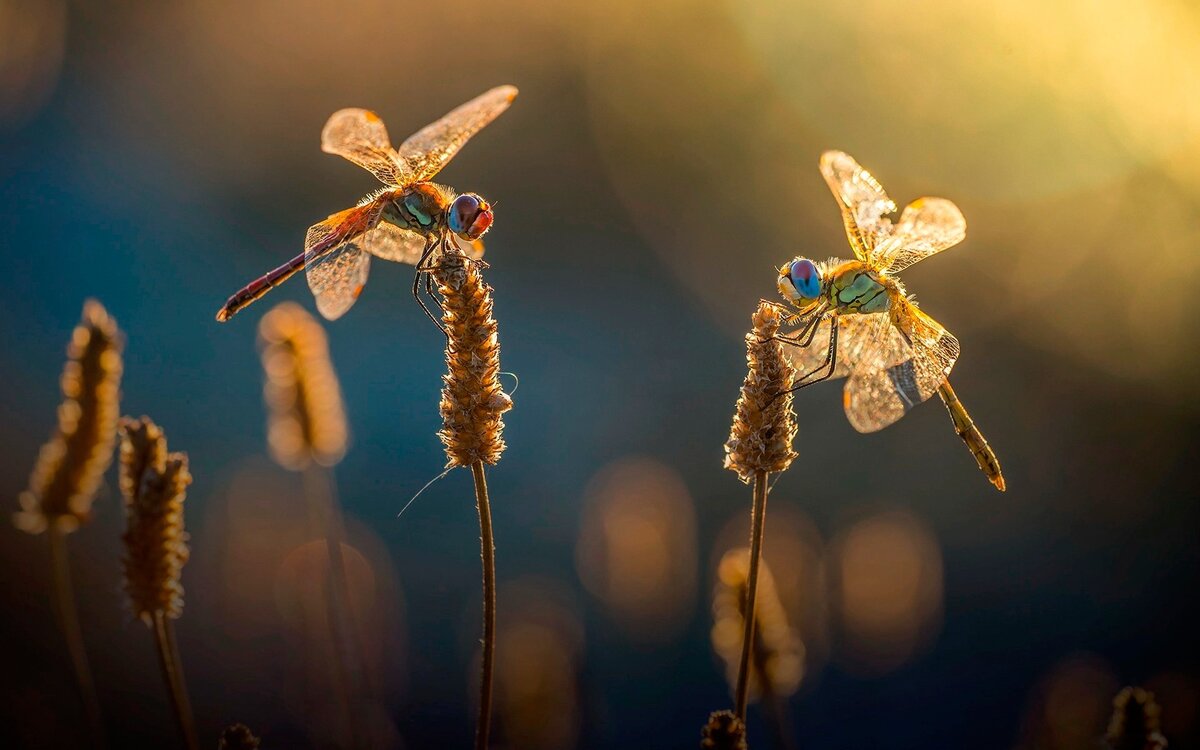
(2, 0, 1199, 747)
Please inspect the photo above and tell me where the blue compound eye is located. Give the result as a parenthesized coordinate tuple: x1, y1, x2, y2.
(448, 194, 481, 235)
(789, 259, 822, 299)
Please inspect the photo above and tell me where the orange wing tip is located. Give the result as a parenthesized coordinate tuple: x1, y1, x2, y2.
(499, 84, 519, 101)
(992, 474, 1007, 492)
(215, 306, 232, 323)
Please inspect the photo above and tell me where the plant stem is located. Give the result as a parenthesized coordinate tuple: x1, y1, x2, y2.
(303, 464, 363, 750)
(48, 527, 106, 749)
(152, 611, 199, 750)
(471, 459, 496, 750)
(735, 469, 769, 721)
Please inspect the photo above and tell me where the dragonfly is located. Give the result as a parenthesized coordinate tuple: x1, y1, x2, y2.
(774, 150, 1005, 491)
(216, 85, 518, 324)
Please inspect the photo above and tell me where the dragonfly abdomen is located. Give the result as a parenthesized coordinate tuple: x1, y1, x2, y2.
(215, 252, 307, 322)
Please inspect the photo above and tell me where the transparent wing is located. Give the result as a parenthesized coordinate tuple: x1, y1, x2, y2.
(360, 222, 428, 264)
(396, 85, 518, 182)
(779, 312, 892, 382)
(321, 108, 411, 186)
(843, 299, 960, 433)
(874, 197, 966, 273)
(819, 150, 897, 263)
(306, 239, 371, 321)
(450, 233, 486, 261)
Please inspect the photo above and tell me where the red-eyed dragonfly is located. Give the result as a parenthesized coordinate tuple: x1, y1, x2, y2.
(216, 85, 517, 323)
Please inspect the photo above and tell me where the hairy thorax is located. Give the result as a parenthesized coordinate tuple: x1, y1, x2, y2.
(825, 260, 900, 315)
(376, 182, 452, 237)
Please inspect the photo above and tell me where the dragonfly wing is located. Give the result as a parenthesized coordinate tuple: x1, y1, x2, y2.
(306, 239, 371, 320)
(874, 197, 966, 273)
(843, 299, 960, 432)
(396, 85, 518, 182)
(361, 222, 429, 264)
(321, 108, 412, 186)
(450, 233, 486, 261)
(819, 150, 897, 263)
(779, 312, 890, 382)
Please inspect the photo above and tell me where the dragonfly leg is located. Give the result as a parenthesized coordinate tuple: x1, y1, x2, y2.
(773, 303, 828, 347)
(766, 315, 839, 406)
(411, 241, 448, 336)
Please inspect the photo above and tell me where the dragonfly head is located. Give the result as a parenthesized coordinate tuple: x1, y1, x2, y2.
(778, 257, 824, 306)
(448, 193, 494, 241)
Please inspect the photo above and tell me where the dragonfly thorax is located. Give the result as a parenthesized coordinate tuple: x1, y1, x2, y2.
(377, 183, 453, 238)
(825, 260, 896, 314)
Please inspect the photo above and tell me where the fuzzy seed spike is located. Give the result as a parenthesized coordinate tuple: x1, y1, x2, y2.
(1106, 686, 1168, 750)
(434, 253, 511, 468)
(119, 416, 191, 625)
(15, 300, 124, 534)
(701, 710, 748, 750)
(724, 303, 797, 483)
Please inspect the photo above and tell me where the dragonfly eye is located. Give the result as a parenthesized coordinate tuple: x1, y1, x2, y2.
(448, 193, 492, 240)
(788, 258, 822, 300)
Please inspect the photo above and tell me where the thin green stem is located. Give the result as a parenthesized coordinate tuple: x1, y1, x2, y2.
(471, 459, 496, 750)
(303, 463, 363, 750)
(48, 527, 106, 749)
(152, 611, 198, 750)
(734, 469, 769, 721)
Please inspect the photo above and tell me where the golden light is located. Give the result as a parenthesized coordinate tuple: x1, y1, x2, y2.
(829, 510, 943, 674)
(575, 457, 698, 643)
(493, 577, 584, 750)
(1017, 654, 1119, 750)
(0, 0, 66, 128)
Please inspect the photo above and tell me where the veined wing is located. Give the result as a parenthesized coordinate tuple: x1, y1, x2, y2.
(873, 197, 966, 274)
(819, 150, 896, 263)
(360, 223, 487, 265)
(361, 222, 428, 264)
(303, 207, 379, 320)
(843, 298, 960, 433)
(322, 109, 412, 186)
(779, 312, 892, 382)
(397, 85, 518, 182)
(306, 239, 371, 321)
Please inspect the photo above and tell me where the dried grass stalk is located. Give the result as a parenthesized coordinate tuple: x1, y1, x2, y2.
(434, 253, 511, 468)
(712, 548, 804, 701)
(721, 302, 799, 727)
(16, 300, 123, 534)
(119, 417, 191, 624)
(258, 302, 348, 470)
(434, 251, 511, 750)
(701, 710, 748, 750)
(723, 303, 797, 483)
(119, 416, 198, 750)
(1106, 687, 1167, 750)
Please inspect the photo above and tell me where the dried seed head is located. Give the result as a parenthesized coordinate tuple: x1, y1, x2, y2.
(1106, 687, 1167, 750)
(15, 300, 124, 535)
(434, 253, 511, 468)
(711, 548, 804, 700)
(119, 416, 191, 625)
(218, 723, 262, 750)
(258, 302, 348, 470)
(700, 710, 748, 750)
(724, 303, 797, 483)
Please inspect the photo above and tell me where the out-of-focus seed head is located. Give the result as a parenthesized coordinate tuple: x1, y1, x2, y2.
(15, 300, 123, 534)
(258, 302, 348, 470)
(119, 416, 191, 625)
